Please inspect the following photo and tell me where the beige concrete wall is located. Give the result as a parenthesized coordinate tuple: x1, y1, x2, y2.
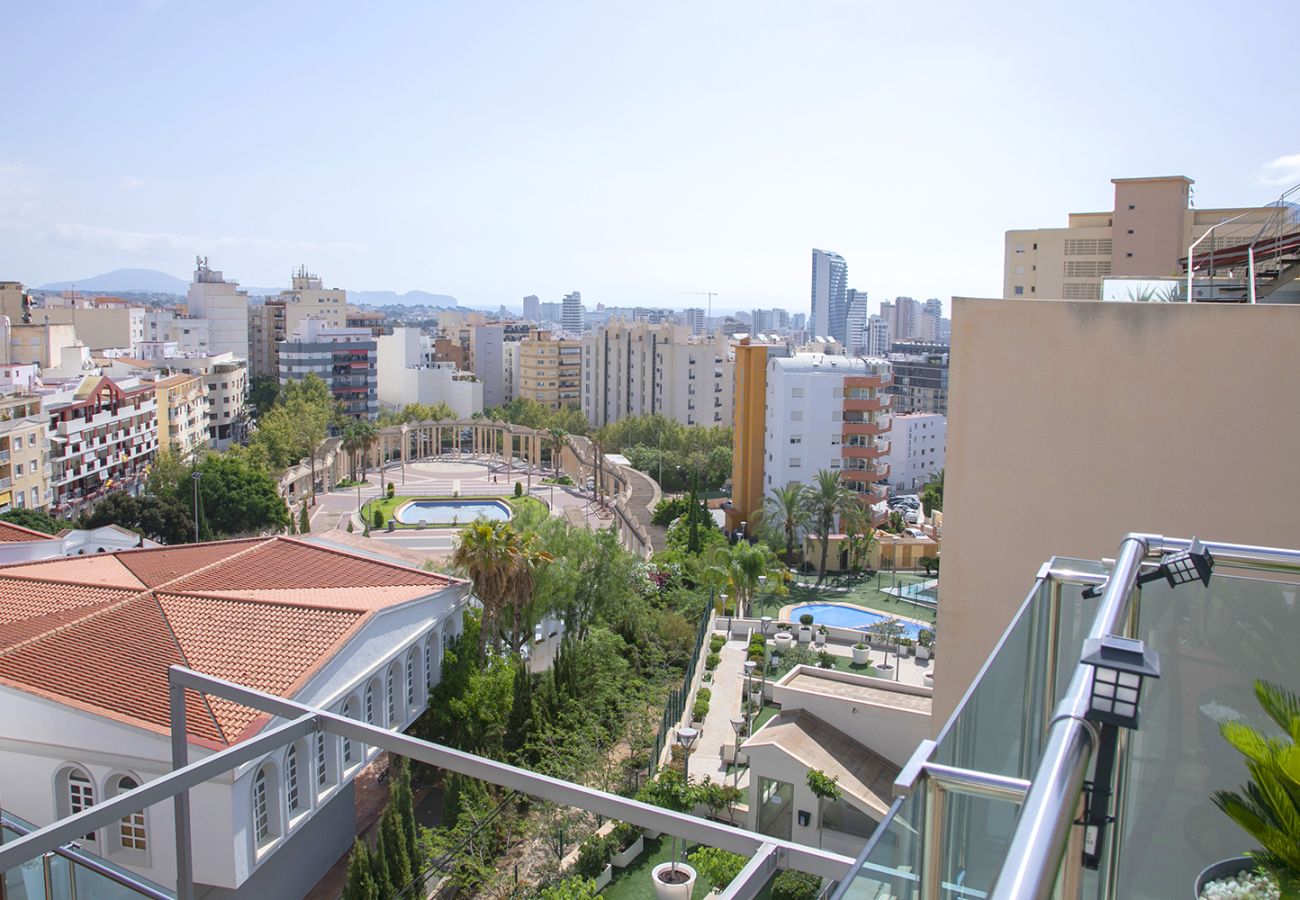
(936, 298, 1300, 724)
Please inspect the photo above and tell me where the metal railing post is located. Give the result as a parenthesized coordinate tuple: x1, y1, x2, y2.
(169, 680, 195, 900)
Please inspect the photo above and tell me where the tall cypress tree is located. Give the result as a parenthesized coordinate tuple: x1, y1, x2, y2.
(391, 758, 420, 876)
(371, 827, 393, 900)
(381, 804, 412, 895)
(342, 839, 379, 900)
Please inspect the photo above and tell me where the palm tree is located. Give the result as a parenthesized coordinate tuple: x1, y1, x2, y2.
(341, 419, 378, 482)
(450, 521, 518, 660)
(764, 483, 809, 566)
(840, 502, 874, 575)
(800, 469, 857, 585)
(548, 428, 567, 476)
(704, 541, 781, 618)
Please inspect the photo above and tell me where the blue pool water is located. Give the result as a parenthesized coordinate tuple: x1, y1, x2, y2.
(395, 499, 511, 525)
(789, 603, 925, 638)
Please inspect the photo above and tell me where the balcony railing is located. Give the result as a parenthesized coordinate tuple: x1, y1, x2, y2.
(833, 535, 1300, 900)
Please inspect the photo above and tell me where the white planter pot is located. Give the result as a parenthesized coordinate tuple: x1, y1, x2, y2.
(815, 632, 827, 646)
(797, 626, 813, 643)
(898, 644, 912, 658)
(652, 862, 698, 900)
(774, 632, 794, 651)
(750, 689, 763, 706)
(852, 645, 871, 665)
(916, 645, 932, 660)
(611, 834, 644, 867)
(591, 863, 613, 891)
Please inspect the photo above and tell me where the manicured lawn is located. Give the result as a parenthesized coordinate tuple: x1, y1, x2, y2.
(601, 835, 774, 900)
(751, 572, 937, 625)
(359, 495, 546, 529)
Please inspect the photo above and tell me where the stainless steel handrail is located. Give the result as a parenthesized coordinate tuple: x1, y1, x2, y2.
(2, 813, 174, 900)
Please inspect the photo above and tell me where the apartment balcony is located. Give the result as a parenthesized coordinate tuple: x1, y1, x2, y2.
(840, 443, 884, 461)
(843, 394, 891, 413)
(842, 420, 888, 438)
(838, 535, 1300, 900)
(844, 372, 892, 390)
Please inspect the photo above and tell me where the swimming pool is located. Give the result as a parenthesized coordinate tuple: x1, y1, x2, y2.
(788, 603, 925, 638)
(394, 499, 512, 526)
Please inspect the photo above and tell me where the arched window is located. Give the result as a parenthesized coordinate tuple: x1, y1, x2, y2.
(316, 733, 328, 789)
(57, 766, 97, 842)
(252, 764, 279, 846)
(285, 744, 302, 816)
(341, 697, 357, 767)
(108, 775, 146, 853)
(364, 681, 376, 725)
(424, 634, 434, 690)
(406, 647, 419, 707)
(387, 661, 401, 727)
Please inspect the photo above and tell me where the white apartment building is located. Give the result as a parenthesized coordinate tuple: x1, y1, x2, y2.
(469, 323, 505, 408)
(845, 289, 869, 353)
(580, 321, 734, 428)
(376, 327, 483, 418)
(502, 340, 520, 403)
(278, 320, 378, 420)
(44, 375, 159, 516)
(681, 307, 705, 335)
(866, 315, 890, 357)
(186, 258, 249, 362)
(810, 248, 848, 342)
(561, 291, 584, 333)
(36, 306, 146, 353)
(882, 413, 945, 494)
(762, 354, 892, 510)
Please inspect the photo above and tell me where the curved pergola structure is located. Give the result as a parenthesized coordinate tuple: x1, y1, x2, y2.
(280, 418, 664, 559)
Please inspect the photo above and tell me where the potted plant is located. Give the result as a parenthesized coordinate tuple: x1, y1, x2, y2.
(815, 624, 828, 647)
(852, 641, 871, 665)
(637, 769, 699, 898)
(774, 624, 794, 651)
(687, 847, 746, 897)
(898, 636, 915, 658)
(916, 629, 935, 660)
(771, 869, 822, 900)
(1197, 679, 1298, 898)
(798, 613, 814, 643)
(609, 822, 644, 868)
(575, 834, 614, 891)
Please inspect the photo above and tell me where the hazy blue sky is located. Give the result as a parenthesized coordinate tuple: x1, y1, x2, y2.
(1, 1, 1296, 314)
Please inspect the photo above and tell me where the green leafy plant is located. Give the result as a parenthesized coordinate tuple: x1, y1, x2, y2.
(514, 481, 524, 497)
(817, 650, 836, 669)
(1212, 679, 1300, 893)
(705, 652, 721, 671)
(799, 613, 814, 626)
(709, 635, 725, 653)
(574, 834, 612, 879)
(692, 697, 710, 721)
(918, 629, 935, 648)
(688, 846, 746, 890)
(387, 482, 395, 499)
(373, 507, 384, 529)
(538, 876, 601, 899)
(771, 869, 822, 900)
(610, 822, 641, 853)
(697, 687, 711, 702)
(806, 768, 843, 803)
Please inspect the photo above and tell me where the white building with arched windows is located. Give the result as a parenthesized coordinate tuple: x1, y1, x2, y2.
(0, 535, 469, 898)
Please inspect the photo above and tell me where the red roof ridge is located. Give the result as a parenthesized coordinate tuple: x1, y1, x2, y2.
(143, 591, 228, 744)
(276, 535, 462, 586)
(0, 566, 145, 589)
(144, 537, 275, 593)
(155, 586, 376, 615)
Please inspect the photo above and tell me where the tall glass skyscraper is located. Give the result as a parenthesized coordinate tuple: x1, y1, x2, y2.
(809, 248, 847, 342)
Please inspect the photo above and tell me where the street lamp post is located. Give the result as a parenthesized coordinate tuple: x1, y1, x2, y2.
(677, 726, 699, 783)
(191, 472, 202, 543)
(730, 717, 747, 788)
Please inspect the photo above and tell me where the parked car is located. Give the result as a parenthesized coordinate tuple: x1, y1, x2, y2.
(904, 527, 927, 539)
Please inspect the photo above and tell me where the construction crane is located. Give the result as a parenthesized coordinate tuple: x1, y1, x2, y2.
(681, 291, 719, 324)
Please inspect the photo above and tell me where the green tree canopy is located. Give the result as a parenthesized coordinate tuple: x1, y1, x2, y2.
(0, 508, 66, 536)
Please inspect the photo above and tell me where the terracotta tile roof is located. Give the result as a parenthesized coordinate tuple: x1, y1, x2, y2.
(0, 578, 136, 652)
(114, 539, 266, 587)
(170, 538, 452, 593)
(0, 556, 147, 589)
(0, 520, 59, 542)
(0, 537, 464, 747)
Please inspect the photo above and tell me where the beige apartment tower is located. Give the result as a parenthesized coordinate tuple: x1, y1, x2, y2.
(1003, 176, 1274, 300)
(517, 329, 581, 409)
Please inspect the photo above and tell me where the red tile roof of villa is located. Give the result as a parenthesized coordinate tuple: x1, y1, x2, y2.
(0, 537, 462, 748)
(0, 520, 59, 542)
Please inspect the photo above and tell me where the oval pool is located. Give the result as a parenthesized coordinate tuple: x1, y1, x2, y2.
(787, 603, 925, 638)
(394, 499, 512, 526)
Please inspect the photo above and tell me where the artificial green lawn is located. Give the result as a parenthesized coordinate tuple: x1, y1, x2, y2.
(601, 835, 774, 900)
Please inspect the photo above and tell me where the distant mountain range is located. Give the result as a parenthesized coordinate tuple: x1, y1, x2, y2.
(36, 268, 457, 306)
(38, 268, 190, 293)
